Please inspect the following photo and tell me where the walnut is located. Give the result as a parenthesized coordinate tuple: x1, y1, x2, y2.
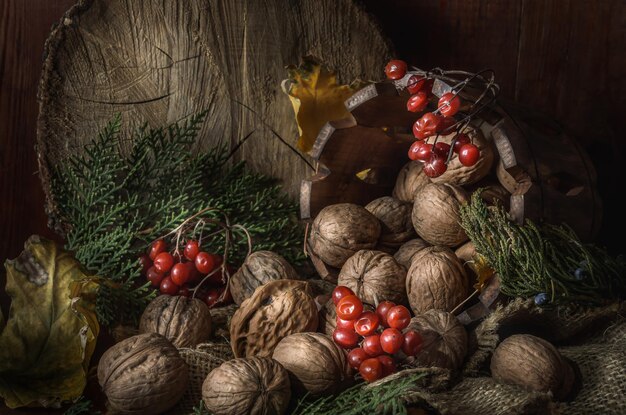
(309, 203, 381, 268)
(393, 238, 430, 269)
(406, 246, 469, 314)
(202, 357, 291, 415)
(406, 309, 467, 370)
(230, 251, 299, 305)
(474, 184, 510, 210)
(365, 196, 415, 249)
(454, 241, 476, 263)
(338, 250, 407, 306)
(490, 334, 574, 400)
(412, 183, 469, 247)
(431, 128, 495, 186)
(230, 280, 318, 358)
(393, 161, 431, 202)
(97, 333, 188, 415)
(139, 295, 212, 348)
(319, 298, 337, 336)
(272, 332, 351, 396)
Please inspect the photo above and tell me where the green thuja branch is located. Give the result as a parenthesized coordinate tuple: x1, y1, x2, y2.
(51, 112, 304, 325)
(460, 191, 626, 304)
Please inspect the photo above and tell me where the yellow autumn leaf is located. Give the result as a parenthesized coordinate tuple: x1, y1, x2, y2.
(469, 253, 496, 291)
(283, 57, 365, 152)
(0, 235, 99, 409)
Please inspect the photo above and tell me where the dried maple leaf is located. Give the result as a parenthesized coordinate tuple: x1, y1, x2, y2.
(0, 236, 99, 409)
(283, 57, 366, 152)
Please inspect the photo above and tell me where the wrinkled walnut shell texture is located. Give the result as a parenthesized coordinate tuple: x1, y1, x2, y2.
(406, 309, 467, 370)
(230, 280, 319, 358)
(272, 332, 350, 396)
(309, 203, 381, 268)
(412, 183, 469, 247)
(230, 251, 299, 305)
(202, 357, 291, 415)
(139, 295, 212, 348)
(393, 238, 430, 269)
(338, 250, 407, 306)
(393, 161, 431, 203)
(406, 246, 468, 314)
(97, 333, 188, 415)
(365, 196, 415, 248)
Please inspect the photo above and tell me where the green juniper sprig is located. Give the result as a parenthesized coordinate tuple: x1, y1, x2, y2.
(459, 191, 626, 304)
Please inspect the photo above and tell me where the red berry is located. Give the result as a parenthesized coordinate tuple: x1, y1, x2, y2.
(138, 254, 152, 276)
(205, 288, 221, 308)
(377, 355, 397, 377)
(333, 328, 360, 349)
(384, 60, 407, 80)
(184, 240, 200, 261)
(413, 112, 441, 139)
(453, 133, 471, 154)
(422, 78, 435, 96)
(402, 330, 423, 356)
(387, 305, 411, 330)
(159, 276, 179, 295)
(153, 252, 174, 273)
(347, 348, 369, 369)
(195, 251, 217, 274)
(354, 311, 380, 336)
(408, 141, 423, 161)
(179, 284, 191, 297)
(407, 75, 425, 94)
(336, 295, 363, 320)
(185, 261, 201, 283)
(332, 286, 355, 305)
(423, 154, 448, 178)
(380, 328, 404, 354)
(433, 142, 452, 158)
(170, 262, 190, 286)
(376, 301, 396, 328)
(437, 116, 457, 134)
(336, 316, 357, 330)
(146, 266, 165, 287)
(362, 334, 384, 357)
(438, 92, 461, 117)
(415, 143, 433, 161)
(406, 91, 428, 113)
(149, 239, 167, 260)
(458, 143, 480, 166)
(359, 358, 383, 382)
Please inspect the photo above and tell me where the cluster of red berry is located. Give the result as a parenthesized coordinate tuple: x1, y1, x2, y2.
(384, 60, 481, 178)
(331, 286, 423, 383)
(138, 239, 233, 308)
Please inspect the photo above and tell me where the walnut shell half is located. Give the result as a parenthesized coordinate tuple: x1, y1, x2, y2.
(98, 333, 188, 415)
(412, 183, 469, 247)
(230, 280, 318, 358)
(365, 196, 415, 249)
(406, 309, 467, 370)
(202, 357, 291, 415)
(230, 251, 299, 305)
(139, 295, 212, 348)
(272, 332, 351, 396)
(309, 203, 381, 268)
(338, 250, 407, 305)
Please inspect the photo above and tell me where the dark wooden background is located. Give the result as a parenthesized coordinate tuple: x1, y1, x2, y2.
(1, 0, 625, 306)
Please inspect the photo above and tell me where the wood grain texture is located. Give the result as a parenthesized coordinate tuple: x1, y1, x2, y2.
(36, 0, 392, 230)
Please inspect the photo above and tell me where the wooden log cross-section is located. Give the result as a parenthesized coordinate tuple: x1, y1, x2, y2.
(37, 0, 392, 230)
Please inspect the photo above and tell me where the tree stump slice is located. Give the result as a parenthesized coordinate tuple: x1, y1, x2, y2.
(37, 0, 392, 227)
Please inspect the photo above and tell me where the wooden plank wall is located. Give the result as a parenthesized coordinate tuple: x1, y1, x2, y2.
(0, 0, 624, 300)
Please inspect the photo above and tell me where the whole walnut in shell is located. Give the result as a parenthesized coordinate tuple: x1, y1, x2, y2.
(139, 295, 211, 348)
(365, 197, 415, 249)
(431, 128, 495, 186)
(230, 280, 318, 358)
(406, 246, 469, 314)
(338, 250, 407, 306)
(309, 203, 381, 268)
(412, 183, 469, 247)
(319, 298, 337, 336)
(406, 309, 467, 370)
(394, 238, 430, 269)
(393, 161, 431, 202)
(202, 357, 291, 415)
(230, 251, 299, 305)
(98, 333, 188, 415)
(490, 334, 575, 400)
(273, 332, 351, 396)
